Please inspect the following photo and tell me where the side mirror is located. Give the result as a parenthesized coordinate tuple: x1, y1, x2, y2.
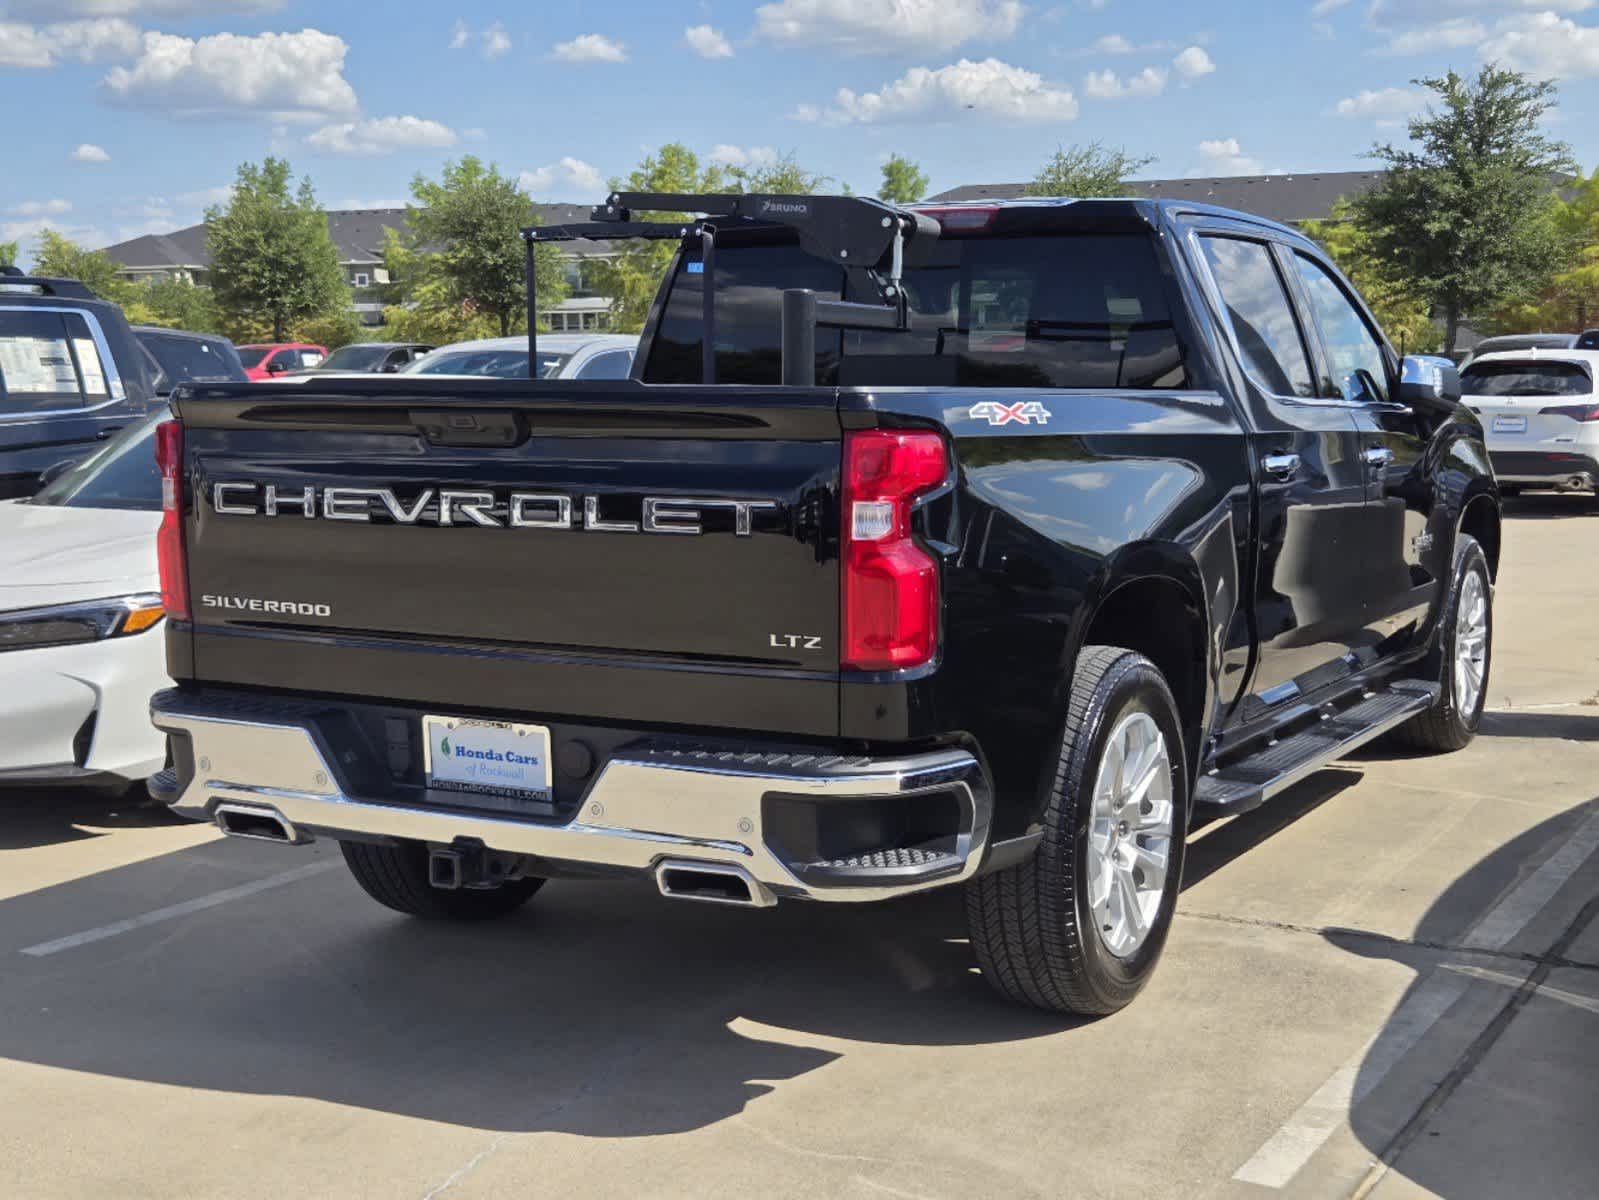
(380, 361, 401, 373)
(1397, 355, 1462, 412)
(265, 359, 287, 374)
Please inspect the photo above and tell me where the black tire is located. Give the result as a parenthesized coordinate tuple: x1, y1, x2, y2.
(1391, 534, 1492, 753)
(340, 840, 543, 920)
(966, 646, 1189, 1015)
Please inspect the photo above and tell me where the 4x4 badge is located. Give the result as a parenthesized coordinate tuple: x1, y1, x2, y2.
(970, 400, 1051, 427)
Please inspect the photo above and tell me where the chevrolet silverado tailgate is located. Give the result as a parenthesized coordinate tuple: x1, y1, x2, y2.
(174, 381, 842, 735)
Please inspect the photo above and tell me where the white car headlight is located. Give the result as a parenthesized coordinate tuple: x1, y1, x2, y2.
(0, 594, 165, 654)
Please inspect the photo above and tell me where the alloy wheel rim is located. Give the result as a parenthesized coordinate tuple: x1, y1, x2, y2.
(1086, 711, 1174, 959)
(1454, 571, 1488, 718)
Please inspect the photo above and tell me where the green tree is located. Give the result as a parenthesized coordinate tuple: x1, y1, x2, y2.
(1488, 165, 1599, 332)
(1355, 66, 1574, 352)
(725, 151, 829, 195)
(0, 240, 17, 268)
(591, 143, 729, 332)
(877, 154, 929, 205)
(1027, 141, 1154, 198)
(386, 156, 566, 339)
(123, 278, 222, 333)
(1303, 200, 1442, 354)
(30, 230, 136, 303)
(207, 158, 349, 342)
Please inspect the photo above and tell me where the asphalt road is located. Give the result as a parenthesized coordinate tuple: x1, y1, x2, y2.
(2, 495, 1596, 1200)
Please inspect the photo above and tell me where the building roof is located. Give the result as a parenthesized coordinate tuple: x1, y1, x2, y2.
(925, 170, 1387, 225)
(101, 203, 608, 271)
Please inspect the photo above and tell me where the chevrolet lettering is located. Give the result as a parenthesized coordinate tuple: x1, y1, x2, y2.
(210, 482, 778, 535)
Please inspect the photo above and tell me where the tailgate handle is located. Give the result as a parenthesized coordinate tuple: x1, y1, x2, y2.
(410, 410, 526, 448)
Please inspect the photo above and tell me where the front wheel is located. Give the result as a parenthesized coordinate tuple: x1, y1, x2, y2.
(1391, 533, 1492, 752)
(966, 646, 1189, 1015)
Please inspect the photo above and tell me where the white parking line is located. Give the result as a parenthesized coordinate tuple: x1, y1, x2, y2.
(18, 860, 338, 958)
(1232, 806, 1599, 1190)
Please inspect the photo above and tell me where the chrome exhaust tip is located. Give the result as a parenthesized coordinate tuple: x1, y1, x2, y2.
(655, 859, 777, 908)
(214, 802, 303, 845)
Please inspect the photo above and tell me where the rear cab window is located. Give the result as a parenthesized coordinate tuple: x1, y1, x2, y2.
(643, 229, 1188, 390)
(0, 308, 114, 414)
(1462, 361, 1593, 397)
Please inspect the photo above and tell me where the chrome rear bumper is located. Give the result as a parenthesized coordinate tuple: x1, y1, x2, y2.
(150, 692, 993, 903)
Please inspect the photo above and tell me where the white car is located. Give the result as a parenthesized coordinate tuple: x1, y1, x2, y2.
(0, 415, 170, 786)
(1461, 349, 1599, 496)
(403, 333, 639, 381)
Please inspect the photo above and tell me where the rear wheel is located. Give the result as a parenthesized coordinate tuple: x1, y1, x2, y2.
(1391, 534, 1492, 753)
(966, 646, 1188, 1015)
(340, 840, 543, 920)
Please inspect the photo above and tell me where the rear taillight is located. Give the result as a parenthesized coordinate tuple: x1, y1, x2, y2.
(154, 419, 189, 621)
(841, 429, 948, 671)
(1584, 405, 1599, 422)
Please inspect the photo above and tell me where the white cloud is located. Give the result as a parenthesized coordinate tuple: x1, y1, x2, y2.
(1310, 0, 1351, 14)
(0, 18, 139, 68)
(1094, 33, 1135, 54)
(1491, 12, 1599, 79)
(1190, 137, 1267, 176)
(450, 20, 510, 58)
(1334, 86, 1425, 117)
(684, 24, 733, 58)
(1172, 45, 1215, 81)
(755, 0, 1025, 55)
(800, 57, 1078, 123)
(71, 142, 111, 162)
(306, 115, 458, 156)
(6, 198, 72, 216)
(1374, 16, 1485, 54)
(3, 218, 111, 266)
(101, 29, 359, 120)
(1083, 65, 1167, 98)
(550, 33, 627, 63)
(175, 184, 232, 207)
(519, 157, 605, 201)
(708, 144, 779, 167)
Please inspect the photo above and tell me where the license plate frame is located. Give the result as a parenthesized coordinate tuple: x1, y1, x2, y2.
(1492, 415, 1528, 434)
(421, 715, 554, 804)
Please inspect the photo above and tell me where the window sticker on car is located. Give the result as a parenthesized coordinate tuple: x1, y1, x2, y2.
(0, 335, 79, 393)
(73, 337, 107, 395)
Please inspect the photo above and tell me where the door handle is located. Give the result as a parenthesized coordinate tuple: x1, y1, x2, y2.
(95, 425, 124, 441)
(1364, 446, 1396, 468)
(1261, 453, 1301, 480)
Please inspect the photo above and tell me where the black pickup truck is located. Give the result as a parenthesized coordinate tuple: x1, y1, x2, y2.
(148, 193, 1500, 1015)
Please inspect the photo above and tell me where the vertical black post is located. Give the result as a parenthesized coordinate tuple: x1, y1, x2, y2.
(699, 227, 717, 386)
(524, 233, 537, 378)
(782, 289, 818, 387)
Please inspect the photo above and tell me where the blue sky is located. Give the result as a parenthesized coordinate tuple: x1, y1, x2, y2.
(4, 0, 1599, 265)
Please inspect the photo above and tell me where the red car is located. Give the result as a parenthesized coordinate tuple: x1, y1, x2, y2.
(237, 343, 328, 381)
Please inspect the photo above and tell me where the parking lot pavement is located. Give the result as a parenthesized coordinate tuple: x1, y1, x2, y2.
(1, 496, 1596, 1200)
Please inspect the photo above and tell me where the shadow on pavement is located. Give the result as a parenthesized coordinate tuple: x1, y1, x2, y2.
(0, 764, 1394, 1138)
(1477, 710, 1599, 741)
(1500, 493, 1599, 521)
(1326, 800, 1599, 1197)
(0, 784, 187, 852)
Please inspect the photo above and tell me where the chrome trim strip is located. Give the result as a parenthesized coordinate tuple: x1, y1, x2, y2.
(150, 699, 992, 904)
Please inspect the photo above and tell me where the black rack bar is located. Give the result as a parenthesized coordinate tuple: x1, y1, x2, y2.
(520, 191, 941, 384)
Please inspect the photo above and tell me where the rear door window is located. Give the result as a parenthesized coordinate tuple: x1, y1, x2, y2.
(576, 349, 634, 380)
(1462, 361, 1592, 396)
(1197, 237, 1315, 398)
(643, 233, 1188, 389)
(0, 308, 112, 414)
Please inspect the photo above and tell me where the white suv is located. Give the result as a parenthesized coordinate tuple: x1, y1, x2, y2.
(1461, 350, 1599, 497)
